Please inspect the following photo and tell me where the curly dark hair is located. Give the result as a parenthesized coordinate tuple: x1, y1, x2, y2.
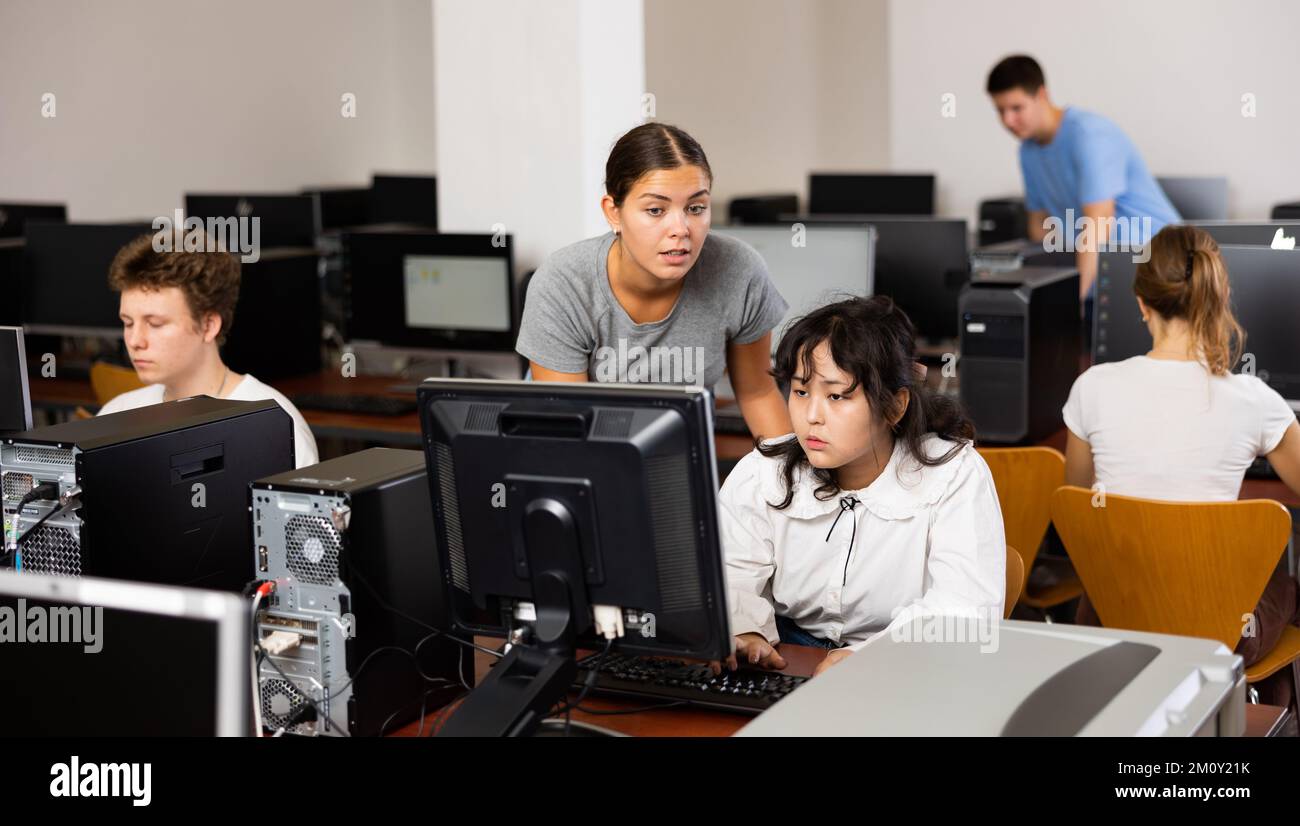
(759, 295, 975, 509)
(108, 230, 241, 345)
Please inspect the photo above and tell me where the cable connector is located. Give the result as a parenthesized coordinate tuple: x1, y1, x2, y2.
(592, 604, 625, 640)
(261, 630, 302, 656)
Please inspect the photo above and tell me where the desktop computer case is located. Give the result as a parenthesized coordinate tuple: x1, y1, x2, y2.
(1, 397, 293, 590)
(251, 448, 460, 736)
(959, 267, 1080, 443)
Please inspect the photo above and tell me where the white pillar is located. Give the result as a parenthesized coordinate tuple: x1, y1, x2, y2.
(433, 0, 646, 273)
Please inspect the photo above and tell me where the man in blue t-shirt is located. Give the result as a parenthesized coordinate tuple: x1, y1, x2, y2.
(986, 55, 1180, 304)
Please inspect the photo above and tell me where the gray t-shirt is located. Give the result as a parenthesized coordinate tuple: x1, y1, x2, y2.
(516, 231, 788, 391)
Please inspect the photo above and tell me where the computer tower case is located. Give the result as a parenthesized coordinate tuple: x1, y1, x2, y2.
(251, 448, 462, 736)
(959, 267, 1081, 443)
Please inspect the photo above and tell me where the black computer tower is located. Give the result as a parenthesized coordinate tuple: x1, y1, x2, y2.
(251, 448, 462, 737)
(977, 196, 1027, 246)
(959, 267, 1080, 443)
(222, 248, 322, 379)
(1, 397, 295, 590)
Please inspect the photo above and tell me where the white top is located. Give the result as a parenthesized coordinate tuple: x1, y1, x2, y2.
(718, 434, 1006, 652)
(97, 374, 319, 469)
(1062, 356, 1297, 502)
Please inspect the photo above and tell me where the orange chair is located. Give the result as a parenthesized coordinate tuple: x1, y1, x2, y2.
(1004, 545, 1024, 620)
(1050, 486, 1300, 704)
(89, 361, 144, 407)
(978, 446, 1081, 613)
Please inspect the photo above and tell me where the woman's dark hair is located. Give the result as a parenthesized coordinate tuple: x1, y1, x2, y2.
(604, 123, 713, 207)
(759, 295, 975, 509)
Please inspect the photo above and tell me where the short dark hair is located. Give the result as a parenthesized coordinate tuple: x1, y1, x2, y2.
(604, 123, 712, 207)
(986, 55, 1045, 96)
(108, 232, 241, 346)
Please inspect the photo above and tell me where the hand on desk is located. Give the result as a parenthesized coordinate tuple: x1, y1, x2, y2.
(709, 632, 787, 675)
(812, 648, 852, 677)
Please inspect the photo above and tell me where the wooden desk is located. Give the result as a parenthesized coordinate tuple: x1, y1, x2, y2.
(1245, 703, 1291, 737)
(388, 641, 828, 738)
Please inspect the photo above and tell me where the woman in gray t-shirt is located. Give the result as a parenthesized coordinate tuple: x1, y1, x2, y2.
(516, 123, 793, 440)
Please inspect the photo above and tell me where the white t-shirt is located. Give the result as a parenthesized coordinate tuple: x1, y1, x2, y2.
(97, 374, 319, 469)
(1062, 356, 1297, 502)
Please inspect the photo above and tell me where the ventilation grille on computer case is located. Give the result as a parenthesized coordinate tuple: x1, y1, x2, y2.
(13, 446, 74, 467)
(20, 526, 82, 577)
(591, 409, 633, 439)
(433, 442, 470, 592)
(464, 403, 504, 433)
(260, 677, 309, 731)
(284, 515, 342, 586)
(646, 454, 701, 613)
(2, 471, 34, 501)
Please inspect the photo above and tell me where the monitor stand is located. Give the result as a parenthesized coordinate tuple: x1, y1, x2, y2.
(437, 488, 594, 737)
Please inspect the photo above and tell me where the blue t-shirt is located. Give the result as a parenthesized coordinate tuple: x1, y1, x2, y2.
(1019, 107, 1179, 246)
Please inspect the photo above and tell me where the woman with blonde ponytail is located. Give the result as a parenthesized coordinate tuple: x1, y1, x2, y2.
(1061, 224, 1300, 709)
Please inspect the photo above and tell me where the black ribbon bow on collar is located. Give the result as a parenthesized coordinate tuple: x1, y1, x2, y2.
(826, 495, 861, 586)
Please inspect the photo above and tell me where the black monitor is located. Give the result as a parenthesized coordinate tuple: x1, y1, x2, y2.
(221, 248, 322, 379)
(809, 173, 935, 216)
(345, 231, 516, 352)
(21, 222, 152, 336)
(778, 214, 968, 341)
(418, 378, 730, 736)
(1094, 246, 1300, 405)
(728, 193, 798, 224)
(0, 570, 251, 736)
(0, 327, 32, 433)
(184, 193, 319, 248)
(303, 186, 371, 231)
(0, 203, 67, 238)
(1188, 221, 1300, 248)
(369, 175, 437, 228)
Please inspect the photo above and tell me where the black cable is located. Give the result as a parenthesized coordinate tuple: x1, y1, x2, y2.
(254, 641, 343, 736)
(344, 559, 504, 659)
(3, 497, 78, 568)
(563, 637, 614, 736)
(252, 596, 458, 735)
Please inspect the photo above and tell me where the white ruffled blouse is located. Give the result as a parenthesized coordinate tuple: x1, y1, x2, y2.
(718, 433, 1007, 651)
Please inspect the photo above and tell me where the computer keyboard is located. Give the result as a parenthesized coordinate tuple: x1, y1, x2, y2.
(291, 393, 418, 416)
(573, 652, 807, 714)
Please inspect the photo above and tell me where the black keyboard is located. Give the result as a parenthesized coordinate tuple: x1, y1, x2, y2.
(573, 652, 807, 714)
(291, 393, 417, 416)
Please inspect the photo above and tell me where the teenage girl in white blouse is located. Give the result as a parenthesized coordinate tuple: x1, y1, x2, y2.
(717, 295, 1006, 677)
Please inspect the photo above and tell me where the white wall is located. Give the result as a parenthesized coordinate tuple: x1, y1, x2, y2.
(888, 0, 1300, 226)
(644, 0, 890, 214)
(0, 0, 437, 221)
(434, 0, 645, 272)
